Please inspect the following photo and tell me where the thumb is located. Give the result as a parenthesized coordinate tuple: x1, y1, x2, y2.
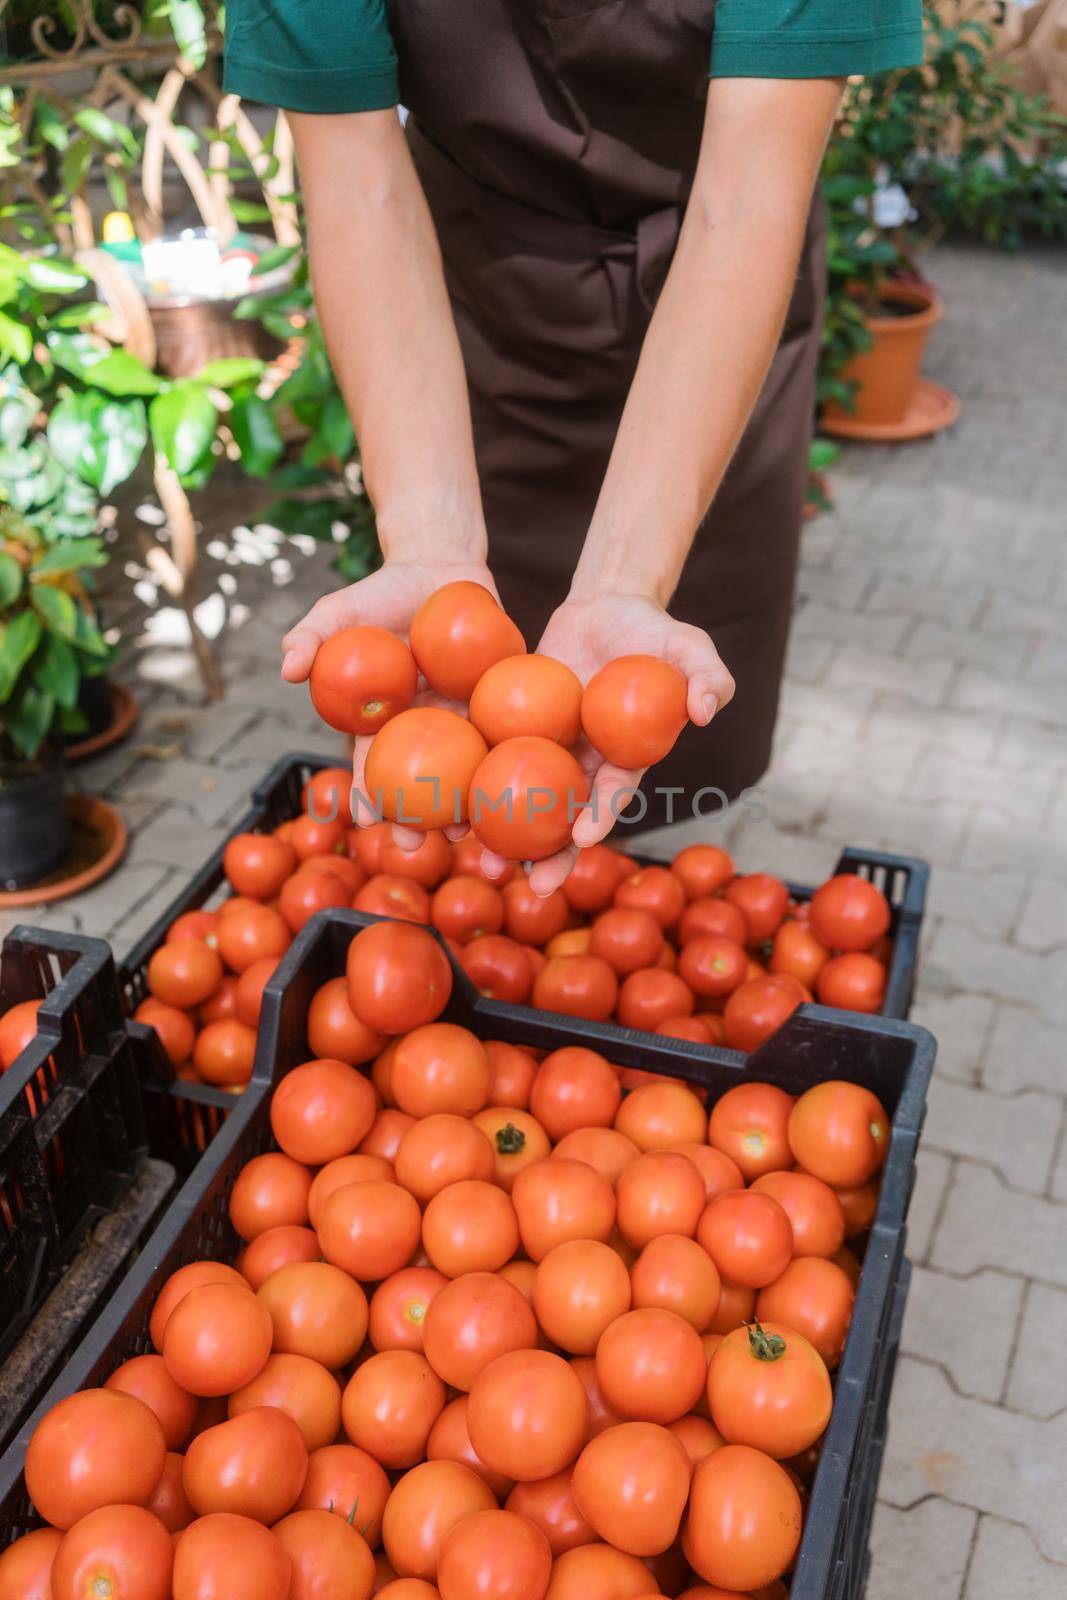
(664, 623, 736, 726)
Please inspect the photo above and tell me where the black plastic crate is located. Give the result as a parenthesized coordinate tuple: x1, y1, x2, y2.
(119, 751, 929, 1023)
(0, 908, 933, 1599)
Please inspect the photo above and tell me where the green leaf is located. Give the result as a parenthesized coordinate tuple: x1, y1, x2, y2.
(48, 392, 148, 495)
(193, 356, 264, 389)
(73, 108, 139, 159)
(229, 391, 283, 477)
(31, 583, 78, 640)
(170, 0, 209, 68)
(252, 243, 299, 276)
(229, 200, 272, 225)
(34, 538, 109, 577)
(24, 257, 87, 294)
(35, 101, 70, 153)
(5, 680, 55, 759)
(0, 384, 38, 450)
(61, 135, 94, 195)
(47, 301, 109, 330)
(80, 348, 162, 397)
(0, 310, 32, 365)
(72, 604, 112, 659)
(56, 703, 89, 736)
(0, 550, 23, 608)
(0, 608, 42, 701)
(31, 631, 78, 708)
(150, 382, 218, 478)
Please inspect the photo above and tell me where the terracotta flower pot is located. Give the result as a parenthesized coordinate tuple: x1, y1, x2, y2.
(823, 282, 951, 439)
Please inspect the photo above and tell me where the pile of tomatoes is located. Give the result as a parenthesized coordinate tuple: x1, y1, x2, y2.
(129, 761, 893, 1092)
(307, 580, 692, 860)
(2, 914, 893, 1600)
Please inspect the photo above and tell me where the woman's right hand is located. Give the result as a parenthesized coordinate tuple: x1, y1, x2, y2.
(282, 556, 499, 844)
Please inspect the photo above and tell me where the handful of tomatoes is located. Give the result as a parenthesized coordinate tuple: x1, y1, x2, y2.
(130, 766, 893, 1094)
(4, 915, 892, 1600)
(305, 579, 692, 861)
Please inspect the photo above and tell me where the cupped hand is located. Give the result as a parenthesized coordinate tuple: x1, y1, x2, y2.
(282, 557, 497, 845)
(479, 593, 735, 896)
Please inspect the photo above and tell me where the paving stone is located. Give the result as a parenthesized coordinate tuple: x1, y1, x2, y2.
(908, 752, 1056, 826)
(784, 630, 836, 684)
(923, 865, 1028, 942)
(923, 1077, 1062, 1194)
(135, 702, 261, 764)
(777, 723, 925, 799)
(865, 699, 1000, 763)
(983, 590, 1067, 642)
(907, 620, 1032, 674)
(1004, 1282, 1067, 1423)
(868, 1498, 976, 1600)
(923, 922, 1067, 1022)
(824, 644, 957, 707)
(910, 993, 995, 1084)
(1015, 877, 1067, 952)
(794, 600, 911, 653)
(776, 679, 876, 740)
(124, 802, 230, 874)
(1050, 1116, 1067, 1204)
(950, 664, 1067, 725)
(811, 785, 971, 869)
(966, 1515, 1067, 1600)
(984, 1002, 1067, 1095)
(908, 1148, 955, 1264)
(793, 566, 875, 609)
(959, 805, 1067, 880)
(902, 1267, 1025, 1403)
(931, 1163, 1067, 1286)
(996, 717, 1067, 778)
(219, 718, 339, 773)
(863, 574, 988, 628)
(115, 757, 262, 826)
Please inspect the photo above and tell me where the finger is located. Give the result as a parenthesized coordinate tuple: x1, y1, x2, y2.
(444, 823, 471, 842)
(350, 738, 381, 829)
(528, 843, 580, 898)
(281, 592, 357, 682)
(390, 823, 427, 852)
(571, 762, 644, 850)
(662, 624, 736, 723)
(478, 847, 511, 880)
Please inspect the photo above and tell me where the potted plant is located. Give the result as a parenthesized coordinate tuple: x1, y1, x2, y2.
(0, 509, 113, 889)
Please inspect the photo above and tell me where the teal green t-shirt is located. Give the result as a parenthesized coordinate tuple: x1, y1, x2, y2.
(222, 0, 924, 114)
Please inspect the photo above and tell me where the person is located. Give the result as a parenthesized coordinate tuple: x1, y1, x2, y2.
(224, 0, 923, 892)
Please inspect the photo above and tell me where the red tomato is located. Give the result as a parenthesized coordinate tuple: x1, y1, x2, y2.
(51, 1504, 172, 1600)
(168, 910, 221, 946)
(163, 1283, 272, 1398)
(390, 1023, 491, 1118)
(751, 1171, 845, 1258)
(670, 844, 734, 901)
(787, 1079, 890, 1187)
(552, 1127, 638, 1187)
(468, 1349, 588, 1481)
(270, 1057, 376, 1165)
(0, 1526, 62, 1600)
(502, 880, 569, 944)
(341, 1351, 446, 1469)
(365, 707, 489, 829)
(410, 581, 526, 701)
(171, 1512, 291, 1600)
(289, 813, 347, 861)
(229, 1151, 312, 1240)
(533, 1239, 632, 1354)
(571, 1421, 690, 1556)
(183, 1405, 308, 1523)
(432, 875, 505, 942)
(472, 1107, 551, 1191)
(354, 873, 432, 924)
(616, 969, 693, 1032)
(150, 1262, 248, 1353)
(223, 833, 296, 900)
(274, 1507, 376, 1600)
(722, 975, 804, 1052)
(360, 1108, 416, 1163)
(707, 1082, 795, 1181)
(438, 1507, 553, 1600)
(545, 928, 591, 958)
(580, 655, 687, 769)
(148, 941, 223, 1008)
(756, 1256, 856, 1369)
(470, 653, 583, 747)
(654, 1015, 714, 1044)
(198, 975, 239, 1025)
(724, 874, 789, 943)
(317, 1178, 422, 1281)
(367, 1265, 448, 1354)
(533, 956, 618, 1022)
(216, 904, 291, 975)
(462, 935, 535, 1003)
(303, 766, 356, 827)
(543, 1542, 657, 1600)
(614, 867, 685, 931)
(808, 873, 891, 952)
(530, 1047, 621, 1140)
(615, 1151, 706, 1249)
(560, 844, 627, 914)
(770, 920, 830, 989)
(427, 1395, 515, 1500)
(485, 1039, 539, 1106)
(569, 1357, 625, 1441)
(229, 1353, 342, 1452)
(296, 1443, 391, 1543)
(816, 951, 887, 1012)
(346, 920, 452, 1034)
(422, 1180, 520, 1276)
(307, 976, 385, 1064)
(238, 1224, 320, 1291)
(278, 864, 351, 932)
(588, 908, 664, 977)
(677, 936, 747, 1000)
(105, 1353, 198, 1451)
(707, 1320, 831, 1460)
(147, 1451, 194, 1533)
(683, 1446, 801, 1592)
(615, 1081, 706, 1151)
(299, 853, 366, 896)
(309, 623, 418, 735)
(193, 1019, 257, 1086)
(395, 1113, 495, 1201)
(512, 1158, 615, 1262)
(696, 1192, 793, 1289)
(382, 1459, 496, 1582)
(630, 1235, 721, 1331)
(351, 821, 391, 875)
(469, 737, 589, 861)
(451, 832, 518, 884)
(25, 1388, 167, 1529)
(134, 998, 195, 1067)
(595, 1308, 707, 1424)
(506, 1471, 595, 1559)
(258, 1260, 369, 1367)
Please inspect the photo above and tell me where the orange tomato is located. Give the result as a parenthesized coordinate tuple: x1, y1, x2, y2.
(787, 1080, 890, 1187)
(171, 1512, 291, 1600)
(0, 1527, 61, 1600)
(580, 655, 687, 770)
(382, 1460, 496, 1581)
(395, 1113, 495, 1202)
(258, 1260, 368, 1367)
(229, 1353, 341, 1452)
(722, 976, 804, 1053)
(391, 1023, 491, 1118)
(559, 845, 627, 915)
(163, 1283, 272, 1398)
(427, 1395, 515, 1500)
(462, 935, 535, 1004)
(751, 1170, 845, 1258)
(671, 1145, 744, 1204)
(468, 1349, 588, 1482)
(134, 998, 195, 1068)
(273, 1507, 376, 1600)
(224, 833, 297, 900)
(473, 1107, 552, 1191)
(309, 623, 418, 736)
(469, 737, 589, 861)
(437, 1507, 552, 1600)
(670, 845, 734, 901)
(346, 921, 453, 1034)
(595, 1309, 707, 1425)
(317, 1179, 422, 1281)
(423, 1271, 538, 1390)
(630, 1235, 721, 1331)
(410, 581, 526, 701)
(365, 707, 489, 830)
(148, 941, 223, 1009)
(303, 766, 356, 827)
(696, 1191, 793, 1290)
(808, 873, 891, 952)
(544, 1541, 660, 1600)
(105, 1354, 197, 1451)
(229, 1151, 312, 1241)
(469, 653, 583, 747)
(683, 1446, 801, 1592)
(551, 1127, 639, 1188)
(707, 1321, 831, 1459)
(25, 1388, 167, 1530)
(614, 1080, 705, 1151)
(615, 1151, 706, 1249)
(150, 1262, 248, 1353)
(183, 1405, 308, 1523)
(571, 1421, 690, 1556)
(342, 1351, 446, 1469)
(50, 1504, 172, 1600)
(530, 1048, 621, 1141)
(755, 1256, 856, 1370)
(533, 956, 618, 1022)
(354, 873, 432, 924)
(707, 1082, 795, 1181)
(723, 875, 790, 943)
(588, 908, 664, 977)
(238, 1224, 320, 1291)
(512, 1158, 615, 1262)
(816, 951, 887, 1012)
(533, 1240, 632, 1354)
(216, 904, 291, 975)
(422, 1179, 520, 1277)
(296, 1443, 391, 1544)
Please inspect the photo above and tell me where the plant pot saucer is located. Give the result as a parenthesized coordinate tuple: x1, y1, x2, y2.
(823, 378, 961, 443)
(0, 796, 127, 908)
(66, 683, 140, 765)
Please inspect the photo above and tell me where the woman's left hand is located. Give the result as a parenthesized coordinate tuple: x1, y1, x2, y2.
(477, 592, 735, 896)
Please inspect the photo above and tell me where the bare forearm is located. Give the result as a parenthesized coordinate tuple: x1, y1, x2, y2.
(570, 78, 842, 608)
(290, 110, 486, 565)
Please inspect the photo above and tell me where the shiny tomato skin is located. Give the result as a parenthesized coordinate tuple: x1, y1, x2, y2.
(296, 1443, 391, 1543)
(307, 976, 385, 1065)
(105, 1353, 198, 1451)
(229, 1353, 342, 1453)
(580, 655, 688, 769)
(751, 1170, 845, 1258)
(258, 1260, 369, 1367)
(427, 1395, 515, 1500)
(678, 936, 748, 1001)
(615, 1151, 706, 1249)
(470, 653, 583, 746)
(594, 1308, 707, 1425)
(530, 1047, 621, 1140)
(270, 1057, 377, 1165)
(278, 865, 351, 933)
(380, 828, 455, 887)
(51, 1504, 172, 1600)
(162, 1283, 273, 1398)
(707, 1082, 795, 1181)
(382, 1459, 496, 1582)
(0, 1526, 62, 1600)
(816, 951, 887, 1012)
(615, 1081, 706, 1152)
(467, 1349, 589, 1482)
(395, 1113, 495, 1202)
(678, 896, 747, 947)
(571, 1421, 691, 1556)
(469, 737, 590, 861)
(770, 920, 830, 989)
(532, 956, 618, 1022)
(223, 833, 296, 900)
(506, 1472, 595, 1558)
(462, 935, 535, 1003)
(238, 1224, 320, 1291)
(273, 1507, 376, 1600)
(368, 1265, 449, 1353)
(630, 1235, 721, 1332)
(410, 581, 526, 701)
(309, 623, 418, 736)
(365, 707, 489, 829)
(183, 1405, 308, 1523)
(683, 1445, 801, 1592)
(149, 1262, 248, 1353)
(533, 1240, 632, 1354)
(216, 904, 291, 976)
(423, 1271, 539, 1390)
(390, 1023, 491, 1118)
(722, 975, 804, 1053)
(317, 1179, 422, 1282)
(787, 1079, 890, 1187)
(502, 880, 569, 943)
(432, 875, 505, 943)
(723, 874, 789, 943)
(756, 1256, 856, 1370)
(589, 908, 665, 977)
(303, 766, 356, 827)
(0, 998, 40, 1071)
(707, 1319, 831, 1459)
(560, 844, 628, 915)
(171, 1512, 291, 1600)
(670, 844, 734, 901)
(552, 1127, 639, 1188)
(512, 1158, 615, 1262)
(25, 1388, 167, 1530)
(341, 1351, 446, 1470)
(809, 873, 891, 952)
(613, 866, 686, 931)
(148, 941, 223, 1009)
(472, 1107, 551, 1191)
(422, 1179, 521, 1277)
(485, 1039, 539, 1107)
(345, 920, 453, 1034)
(616, 969, 694, 1033)
(437, 1507, 553, 1600)
(696, 1191, 793, 1290)
(229, 1151, 312, 1241)
(354, 873, 432, 925)
(543, 1542, 657, 1600)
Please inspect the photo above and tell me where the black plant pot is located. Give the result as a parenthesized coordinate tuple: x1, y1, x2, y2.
(76, 673, 115, 742)
(0, 747, 69, 890)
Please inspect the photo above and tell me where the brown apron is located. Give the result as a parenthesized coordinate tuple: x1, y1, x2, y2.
(390, 0, 825, 827)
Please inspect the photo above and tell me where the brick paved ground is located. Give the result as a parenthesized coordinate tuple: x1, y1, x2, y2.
(3, 238, 1064, 1595)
